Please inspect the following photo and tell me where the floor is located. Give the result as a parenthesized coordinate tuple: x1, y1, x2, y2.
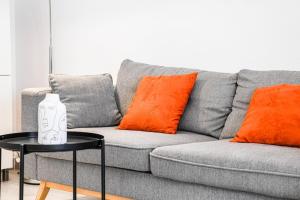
(1, 170, 98, 200)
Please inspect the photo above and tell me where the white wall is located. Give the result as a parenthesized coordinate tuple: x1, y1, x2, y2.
(14, 0, 300, 81)
(50, 0, 300, 78)
(0, 0, 13, 132)
(14, 0, 49, 88)
(13, 0, 50, 130)
(0, 0, 12, 75)
(0, 0, 14, 169)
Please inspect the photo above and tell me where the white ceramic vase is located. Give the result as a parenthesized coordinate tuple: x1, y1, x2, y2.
(38, 93, 67, 144)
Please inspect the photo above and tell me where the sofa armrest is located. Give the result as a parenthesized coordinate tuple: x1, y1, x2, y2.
(21, 87, 52, 132)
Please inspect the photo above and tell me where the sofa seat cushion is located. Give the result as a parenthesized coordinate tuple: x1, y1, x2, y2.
(37, 126, 216, 172)
(150, 140, 300, 199)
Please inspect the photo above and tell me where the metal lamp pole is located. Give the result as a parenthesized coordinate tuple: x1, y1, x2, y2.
(49, 0, 53, 74)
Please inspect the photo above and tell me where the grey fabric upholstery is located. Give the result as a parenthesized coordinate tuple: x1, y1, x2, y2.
(21, 88, 52, 131)
(24, 154, 38, 180)
(150, 140, 300, 200)
(32, 156, 281, 200)
(49, 74, 122, 128)
(37, 126, 216, 172)
(221, 69, 300, 138)
(115, 59, 237, 138)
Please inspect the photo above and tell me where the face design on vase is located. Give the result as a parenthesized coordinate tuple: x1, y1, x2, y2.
(40, 130, 63, 144)
(39, 103, 58, 133)
(58, 113, 67, 132)
(49, 133, 61, 144)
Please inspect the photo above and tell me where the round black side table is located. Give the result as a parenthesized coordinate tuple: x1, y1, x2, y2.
(0, 132, 105, 200)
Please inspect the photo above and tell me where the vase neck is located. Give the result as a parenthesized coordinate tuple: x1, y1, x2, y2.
(45, 93, 60, 102)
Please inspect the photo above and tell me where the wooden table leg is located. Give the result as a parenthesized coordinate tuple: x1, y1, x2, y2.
(35, 181, 50, 200)
(35, 181, 133, 200)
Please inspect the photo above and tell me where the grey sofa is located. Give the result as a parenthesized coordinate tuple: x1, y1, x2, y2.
(22, 60, 300, 200)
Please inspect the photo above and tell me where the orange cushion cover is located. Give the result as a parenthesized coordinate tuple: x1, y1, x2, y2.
(231, 84, 300, 147)
(118, 73, 198, 134)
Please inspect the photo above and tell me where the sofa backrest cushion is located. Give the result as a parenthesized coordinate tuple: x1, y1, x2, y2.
(221, 69, 300, 139)
(49, 74, 122, 128)
(115, 59, 237, 138)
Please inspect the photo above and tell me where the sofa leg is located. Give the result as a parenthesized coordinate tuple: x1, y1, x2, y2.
(35, 181, 50, 200)
(35, 180, 132, 200)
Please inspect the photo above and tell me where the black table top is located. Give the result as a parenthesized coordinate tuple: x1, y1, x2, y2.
(0, 132, 104, 153)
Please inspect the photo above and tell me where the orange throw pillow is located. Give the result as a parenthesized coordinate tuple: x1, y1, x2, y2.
(118, 73, 198, 134)
(231, 84, 300, 147)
